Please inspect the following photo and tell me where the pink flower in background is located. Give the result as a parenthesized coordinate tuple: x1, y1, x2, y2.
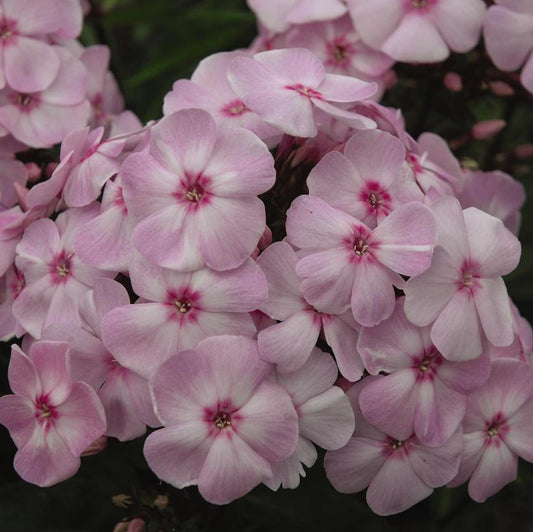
(0, 341, 106, 486)
(458, 170, 526, 235)
(144, 335, 299, 504)
(265, 348, 355, 490)
(42, 279, 159, 441)
(121, 109, 275, 271)
(247, 0, 347, 33)
(101, 256, 267, 378)
(325, 376, 463, 515)
(13, 205, 115, 339)
(348, 0, 486, 63)
(404, 197, 521, 361)
(257, 241, 364, 380)
(286, 195, 436, 326)
(164, 52, 279, 141)
(0, 265, 25, 340)
(484, 1, 533, 93)
(0, 47, 90, 148)
(449, 360, 533, 502)
(228, 48, 377, 138)
(0, 152, 27, 208)
(357, 299, 490, 446)
(307, 129, 422, 228)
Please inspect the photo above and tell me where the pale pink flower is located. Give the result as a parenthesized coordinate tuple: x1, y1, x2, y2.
(247, 0, 348, 33)
(484, 1, 533, 93)
(357, 299, 490, 446)
(449, 359, 533, 502)
(348, 0, 486, 63)
(265, 348, 355, 490)
(0, 341, 106, 486)
(257, 241, 364, 380)
(228, 48, 377, 138)
(101, 256, 267, 378)
(42, 279, 159, 441)
(404, 197, 521, 361)
(121, 109, 276, 271)
(286, 195, 436, 326)
(13, 205, 115, 339)
(144, 335, 299, 504)
(163, 52, 278, 141)
(0, 47, 90, 148)
(307, 129, 423, 229)
(0, 264, 25, 340)
(458, 170, 525, 235)
(325, 376, 463, 515)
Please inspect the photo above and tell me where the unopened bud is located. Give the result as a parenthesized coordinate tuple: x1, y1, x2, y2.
(471, 119, 506, 140)
(45, 162, 59, 178)
(24, 162, 41, 182)
(514, 144, 533, 159)
(127, 518, 146, 532)
(488, 80, 514, 97)
(444, 72, 462, 92)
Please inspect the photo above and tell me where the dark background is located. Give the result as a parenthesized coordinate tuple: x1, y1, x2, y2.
(1, 0, 533, 530)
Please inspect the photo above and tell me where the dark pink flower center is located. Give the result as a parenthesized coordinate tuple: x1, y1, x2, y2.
(35, 396, 57, 427)
(185, 186, 204, 203)
(406, 152, 423, 175)
(221, 99, 249, 118)
(0, 19, 17, 42)
(50, 251, 73, 284)
(390, 439, 404, 451)
(353, 237, 369, 256)
(486, 413, 509, 443)
(9, 92, 40, 113)
(165, 289, 199, 322)
(326, 37, 356, 69)
(361, 181, 392, 216)
(286, 83, 324, 100)
(213, 411, 232, 429)
(407, 0, 435, 10)
(174, 298, 192, 314)
(459, 262, 480, 292)
(414, 348, 443, 381)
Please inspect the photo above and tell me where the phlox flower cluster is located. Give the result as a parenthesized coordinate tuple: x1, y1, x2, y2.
(0, 0, 531, 520)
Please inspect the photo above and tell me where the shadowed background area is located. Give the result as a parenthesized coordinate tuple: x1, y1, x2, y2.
(1, 0, 533, 530)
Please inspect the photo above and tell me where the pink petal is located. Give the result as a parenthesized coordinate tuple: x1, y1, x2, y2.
(0, 394, 35, 446)
(199, 432, 272, 504)
(144, 422, 213, 488)
(7, 345, 40, 399)
(505, 397, 533, 461)
(437, 351, 491, 395)
(236, 380, 298, 462)
(448, 430, 486, 488)
(299, 387, 355, 450)
(258, 310, 321, 373)
(318, 73, 377, 102)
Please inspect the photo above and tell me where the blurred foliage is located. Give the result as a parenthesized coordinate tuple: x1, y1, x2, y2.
(2, 0, 533, 530)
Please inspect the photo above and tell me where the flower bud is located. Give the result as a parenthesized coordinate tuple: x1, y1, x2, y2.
(471, 119, 506, 139)
(444, 72, 462, 92)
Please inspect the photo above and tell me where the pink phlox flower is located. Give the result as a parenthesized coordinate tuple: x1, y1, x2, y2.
(449, 359, 533, 502)
(325, 375, 463, 516)
(227, 48, 378, 138)
(0, 151, 27, 208)
(143, 335, 299, 504)
(0, 46, 90, 148)
(484, 1, 533, 93)
(74, 176, 135, 272)
(357, 298, 490, 446)
(264, 347, 355, 490)
(163, 51, 279, 141)
(307, 129, 424, 229)
(101, 255, 267, 379)
(0, 264, 25, 339)
(348, 0, 486, 64)
(257, 241, 364, 381)
(80, 45, 125, 127)
(42, 279, 159, 441)
(247, 0, 348, 33)
(404, 197, 521, 361)
(0, 341, 106, 486)
(458, 170, 526, 235)
(286, 16, 394, 81)
(489, 300, 533, 365)
(286, 195, 436, 327)
(121, 109, 276, 271)
(13, 204, 116, 339)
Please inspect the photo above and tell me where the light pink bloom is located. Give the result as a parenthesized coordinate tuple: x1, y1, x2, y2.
(144, 335, 299, 504)
(325, 376, 463, 516)
(307, 129, 423, 229)
(0, 47, 90, 148)
(247, 0, 347, 33)
(42, 279, 158, 441)
(121, 109, 275, 271)
(0, 264, 25, 339)
(484, 1, 533, 93)
(257, 241, 364, 380)
(348, 0, 486, 63)
(449, 359, 533, 502)
(265, 348, 355, 490)
(13, 205, 115, 339)
(404, 197, 521, 361)
(358, 299, 490, 446)
(164, 52, 278, 140)
(228, 48, 377, 138)
(101, 256, 267, 378)
(458, 170, 525, 235)
(74, 177, 135, 272)
(286, 195, 436, 326)
(0, 341, 106, 486)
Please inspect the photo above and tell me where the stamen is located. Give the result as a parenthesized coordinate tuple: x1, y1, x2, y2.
(214, 413, 231, 429)
(174, 299, 192, 313)
(185, 188, 202, 202)
(390, 440, 404, 450)
(354, 238, 369, 256)
(411, 0, 428, 7)
(463, 272, 474, 288)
